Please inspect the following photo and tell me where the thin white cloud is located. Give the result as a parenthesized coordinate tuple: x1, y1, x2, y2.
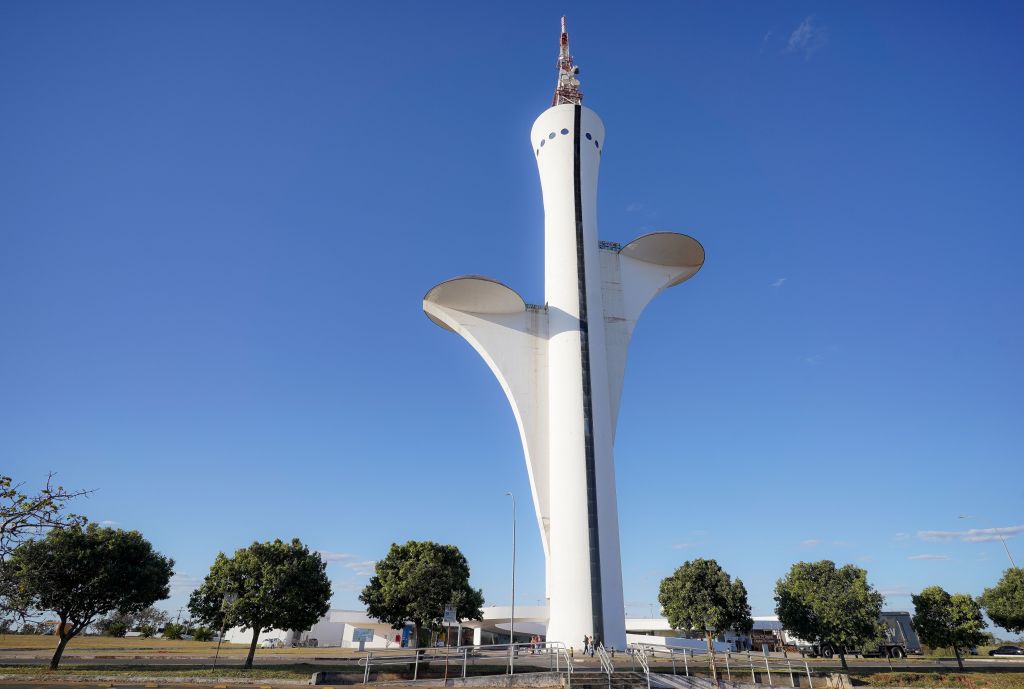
(908, 554, 951, 561)
(894, 532, 911, 541)
(771, 278, 786, 288)
(918, 525, 1024, 543)
(98, 520, 120, 526)
(858, 555, 875, 563)
(804, 353, 824, 366)
(879, 587, 912, 598)
(347, 560, 377, 576)
(787, 16, 828, 59)
(170, 573, 202, 594)
(832, 540, 852, 548)
(801, 539, 821, 547)
(317, 550, 376, 576)
(672, 543, 692, 550)
(333, 578, 364, 593)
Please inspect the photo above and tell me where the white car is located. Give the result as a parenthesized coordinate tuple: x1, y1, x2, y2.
(260, 638, 284, 649)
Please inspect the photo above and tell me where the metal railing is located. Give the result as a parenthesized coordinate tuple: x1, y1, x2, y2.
(358, 641, 573, 685)
(596, 642, 615, 676)
(630, 643, 815, 688)
(630, 645, 652, 689)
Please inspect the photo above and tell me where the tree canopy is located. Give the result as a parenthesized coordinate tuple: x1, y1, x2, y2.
(1, 524, 173, 668)
(980, 568, 1024, 634)
(359, 541, 484, 642)
(911, 585, 987, 670)
(188, 538, 331, 668)
(1, 473, 91, 627)
(0, 473, 90, 562)
(774, 560, 883, 669)
(658, 558, 752, 680)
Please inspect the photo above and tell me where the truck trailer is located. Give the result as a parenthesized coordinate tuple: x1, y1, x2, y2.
(788, 611, 922, 659)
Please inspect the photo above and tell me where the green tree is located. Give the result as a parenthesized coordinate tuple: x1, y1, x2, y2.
(912, 586, 987, 670)
(0, 473, 90, 561)
(774, 560, 883, 670)
(657, 559, 752, 680)
(138, 624, 155, 638)
(188, 538, 331, 669)
(105, 620, 128, 637)
(1, 524, 173, 669)
(192, 626, 213, 642)
(162, 622, 183, 640)
(359, 541, 484, 646)
(980, 568, 1024, 634)
(1, 473, 91, 626)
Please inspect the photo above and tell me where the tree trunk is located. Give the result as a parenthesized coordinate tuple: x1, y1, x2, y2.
(244, 626, 261, 669)
(838, 649, 848, 670)
(50, 631, 72, 670)
(706, 631, 718, 681)
(954, 646, 963, 671)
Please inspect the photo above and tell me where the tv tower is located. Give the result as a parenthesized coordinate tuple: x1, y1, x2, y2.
(423, 18, 704, 648)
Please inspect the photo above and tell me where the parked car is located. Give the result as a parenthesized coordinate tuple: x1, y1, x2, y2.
(260, 638, 284, 649)
(989, 645, 1024, 656)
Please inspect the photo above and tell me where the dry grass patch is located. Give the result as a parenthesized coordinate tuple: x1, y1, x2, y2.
(853, 671, 1024, 688)
(0, 663, 348, 681)
(0, 635, 365, 658)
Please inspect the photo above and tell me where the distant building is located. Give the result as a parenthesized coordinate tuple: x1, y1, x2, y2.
(226, 608, 745, 653)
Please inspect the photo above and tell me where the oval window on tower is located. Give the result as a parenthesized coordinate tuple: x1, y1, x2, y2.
(561, 128, 569, 135)
(548, 132, 556, 139)
(585, 132, 592, 140)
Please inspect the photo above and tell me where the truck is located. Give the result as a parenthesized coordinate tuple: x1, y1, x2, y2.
(788, 612, 922, 659)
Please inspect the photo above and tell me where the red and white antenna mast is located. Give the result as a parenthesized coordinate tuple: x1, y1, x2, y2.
(552, 16, 582, 106)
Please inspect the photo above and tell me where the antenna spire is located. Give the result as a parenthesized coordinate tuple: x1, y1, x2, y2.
(552, 16, 582, 106)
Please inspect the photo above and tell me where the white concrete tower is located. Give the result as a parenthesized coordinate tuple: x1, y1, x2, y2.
(423, 19, 704, 649)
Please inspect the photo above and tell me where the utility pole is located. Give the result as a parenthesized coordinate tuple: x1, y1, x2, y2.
(960, 515, 1018, 568)
(505, 491, 517, 674)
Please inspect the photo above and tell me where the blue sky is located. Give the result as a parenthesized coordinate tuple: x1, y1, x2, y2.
(2, 1, 1022, 632)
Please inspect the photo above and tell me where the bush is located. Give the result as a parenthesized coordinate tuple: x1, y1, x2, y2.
(105, 621, 128, 637)
(162, 622, 183, 640)
(192, 626, 213, 642)
(139, 624, 155, 638)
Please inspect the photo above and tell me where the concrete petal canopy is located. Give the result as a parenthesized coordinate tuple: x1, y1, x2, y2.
(423, 276, 527, 331)
(618, 232, 705, 287)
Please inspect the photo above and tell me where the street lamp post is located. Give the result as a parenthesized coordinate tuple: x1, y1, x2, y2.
(212, 592, 238, 671)
(505, 491, 516, 675)
(959, 515, 1018, 569)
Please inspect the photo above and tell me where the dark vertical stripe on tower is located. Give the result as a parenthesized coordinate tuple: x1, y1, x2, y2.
(573, 104, 604, 641)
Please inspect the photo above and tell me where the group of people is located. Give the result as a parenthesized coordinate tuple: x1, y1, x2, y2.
(582, 634, 599, 656)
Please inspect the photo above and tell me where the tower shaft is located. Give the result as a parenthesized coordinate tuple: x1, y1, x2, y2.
(533, 103, 623, 646)
(423, 18, 704, 652)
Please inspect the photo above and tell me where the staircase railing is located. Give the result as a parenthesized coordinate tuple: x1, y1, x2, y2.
(596, 642, 615, 679)
(358, 640, 574, 684)
(630, 645, 651, 689)
(628, 641, 817, 688)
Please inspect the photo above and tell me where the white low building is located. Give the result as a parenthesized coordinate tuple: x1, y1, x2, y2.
(225, 607, 749, 652)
